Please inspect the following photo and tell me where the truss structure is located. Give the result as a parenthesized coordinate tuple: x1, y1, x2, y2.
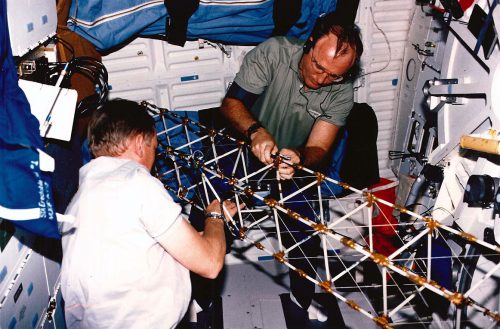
(145, 102, 500, 328)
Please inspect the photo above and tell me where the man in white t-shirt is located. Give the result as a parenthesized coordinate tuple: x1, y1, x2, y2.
(59, 99, 240, 328)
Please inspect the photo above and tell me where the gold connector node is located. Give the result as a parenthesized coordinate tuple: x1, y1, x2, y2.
(341, 237, 356, 249)
(182, 117, 190, 126)
(428, 280, 440, 289)
(407, 273, 427, 287)
(338, 181, 351, 190)
(293, 163, 304, 170)
(294, 268, 307, 278)
(319, 280, 332, 293)
(315, 172, 326, 185)
(346, 299, 360, 311)
(312, 223, 329, 234)
(423, 216, 440, 232)
(287, 209, 301, 221)
(273, 250, 286, 263)
(394, 204, 408, 214)
(363, 191, 376, 207)
(370, 252, 389, 267)
(255, 242, 265, 250)
(166, 146, 174, 155)
(207, 128, 217, 137)
(244, 187, 254, 197)
(273, 156, 282, 168)
(447, 292, 464, 306)
(177, 187, 188, 199)
(264, 197, 278, 208)
(227, 177, 238, 185)
(374, 315, 391, 329)
(239, 227, 248, 239)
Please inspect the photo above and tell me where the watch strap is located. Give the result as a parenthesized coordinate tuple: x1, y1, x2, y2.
(246, 121, 263, 140)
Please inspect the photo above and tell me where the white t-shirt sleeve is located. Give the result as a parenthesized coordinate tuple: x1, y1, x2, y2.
(136, 170, 183, 238)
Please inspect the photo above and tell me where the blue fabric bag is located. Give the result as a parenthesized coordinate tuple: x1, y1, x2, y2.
(67, 0, 337, 51)
(0, 0, 60, 239)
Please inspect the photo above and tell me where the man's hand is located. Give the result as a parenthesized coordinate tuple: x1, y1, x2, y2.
(205, 199, 244, 220)
(250, 128, 278, 165)
(277, 148, 301, 180)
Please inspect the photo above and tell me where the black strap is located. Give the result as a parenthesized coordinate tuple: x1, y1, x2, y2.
(246, 121, 263, 140)
(272, 0, 302, 36)
(164, 0, 200, 46)
(340, 103, 380, 189)
(225, 82, 260, 110)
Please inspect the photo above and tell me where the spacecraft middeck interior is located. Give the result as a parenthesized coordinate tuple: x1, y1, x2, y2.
(1, 1, 499, 328)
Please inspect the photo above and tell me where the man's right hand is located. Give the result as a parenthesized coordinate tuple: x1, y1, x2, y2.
(250, 128, 278, 165)
(205, 199, 244, 219)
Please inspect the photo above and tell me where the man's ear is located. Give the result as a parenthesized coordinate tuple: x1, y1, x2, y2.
(131, 134, 145, 158)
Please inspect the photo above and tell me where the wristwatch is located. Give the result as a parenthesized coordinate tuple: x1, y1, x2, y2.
(205, 211, 225, 222)
(246, 121, 263, 140)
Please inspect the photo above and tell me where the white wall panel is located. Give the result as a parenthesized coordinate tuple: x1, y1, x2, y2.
(103, 39, 240, 112)
(0, 250, 54, 329)
(0, 227, 33, 296)
(355, 0, 415, 179)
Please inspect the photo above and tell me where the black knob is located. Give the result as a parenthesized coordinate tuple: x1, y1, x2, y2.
(464, 175, 498, 207)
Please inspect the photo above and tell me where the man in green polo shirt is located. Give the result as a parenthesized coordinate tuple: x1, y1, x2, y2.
(220, 12, 363, 322)
(221, 12, 362, 179)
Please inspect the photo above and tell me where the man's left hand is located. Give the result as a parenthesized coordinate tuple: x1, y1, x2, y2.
(277, 148, 301, 180)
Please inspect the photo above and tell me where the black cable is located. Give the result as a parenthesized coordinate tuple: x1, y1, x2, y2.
(44, 57, 109, 116)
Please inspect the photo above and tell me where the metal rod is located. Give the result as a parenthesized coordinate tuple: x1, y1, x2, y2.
(388, 228, 429, 261)
(328, 202, 369, 228)
(464, 262, 500, 298)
